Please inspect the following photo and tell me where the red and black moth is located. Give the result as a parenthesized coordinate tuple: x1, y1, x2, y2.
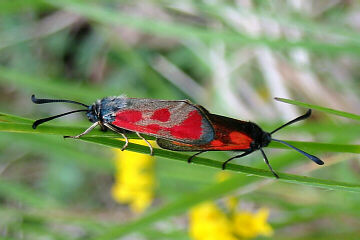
(157, 108, 324, 178)
(31, 95, 214, 155)
(32, 95, 323, 178)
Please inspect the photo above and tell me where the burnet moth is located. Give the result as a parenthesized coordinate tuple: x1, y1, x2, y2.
(157, 108, 324, 178)
(31, 95, 215, 155)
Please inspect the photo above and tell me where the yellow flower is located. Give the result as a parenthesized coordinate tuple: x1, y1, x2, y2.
(189, 202, 237, 240)
(189, 172, 273, 240)
(232, 208, 273, 239)
(111, 140, 155, 213)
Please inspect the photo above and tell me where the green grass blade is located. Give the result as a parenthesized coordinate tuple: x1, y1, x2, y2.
(1, 133, 114, 173)
(275, 98, 360, 121)
(1, 121, 358, 153)
(0, 112, 33, 123)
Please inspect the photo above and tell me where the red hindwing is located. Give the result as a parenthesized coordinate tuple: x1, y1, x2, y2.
(156, 113, 254, 151)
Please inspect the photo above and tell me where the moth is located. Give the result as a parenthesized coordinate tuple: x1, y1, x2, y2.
(31, 95, 214, 155)
(157, 108, 324, 178)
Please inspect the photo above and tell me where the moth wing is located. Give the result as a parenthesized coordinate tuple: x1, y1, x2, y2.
(157, 113, 254, 151)
(110, 98, 214, 144)
(156, 138, 203, 151)
(156, 137, 252, 151)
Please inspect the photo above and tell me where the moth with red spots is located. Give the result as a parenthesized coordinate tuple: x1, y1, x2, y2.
(31, 95, 214, 154)
(157, 108, 324, 178)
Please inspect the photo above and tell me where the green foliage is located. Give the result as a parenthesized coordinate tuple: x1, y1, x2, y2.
(275, 98, 360, 121)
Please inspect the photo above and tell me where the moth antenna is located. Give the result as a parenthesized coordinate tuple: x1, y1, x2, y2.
(31, 94, 89, 108)
(32, 109, 88, 129)
(270, 109, 311, 134)
(271, 138, 324, 165)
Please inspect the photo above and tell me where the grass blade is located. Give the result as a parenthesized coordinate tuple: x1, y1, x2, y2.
(275, 98, 360, 121)
(1, 121, 358, 153)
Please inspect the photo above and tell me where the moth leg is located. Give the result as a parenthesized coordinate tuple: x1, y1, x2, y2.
(64, 122, 99, 139)
(99, 122, 108, 132)
(260, 149, 279, 179)
(136, 132, 153, 156)
(104, 123, 129, 151)
(188, 151, 207, 164)
(222, 151, 253, 170)
(120, 133, 129, 151)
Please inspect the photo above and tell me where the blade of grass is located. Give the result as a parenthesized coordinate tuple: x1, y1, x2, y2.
(275, 98, 360, 121)
(0, 113, 359, 154)
(0, 122, 120, 138)
(1, 133, 114, 173)
(0, 112, 33, 123)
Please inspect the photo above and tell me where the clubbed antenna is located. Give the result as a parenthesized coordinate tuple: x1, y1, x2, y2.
(270, 110, 311, 134)
(270, 109, 324, 165)
(32, 109, 88, 129)
(31, 94, 89, 108)
(271, 139, 324, 165)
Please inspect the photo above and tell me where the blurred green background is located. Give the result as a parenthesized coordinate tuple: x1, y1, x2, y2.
(0, 0, 359, 239)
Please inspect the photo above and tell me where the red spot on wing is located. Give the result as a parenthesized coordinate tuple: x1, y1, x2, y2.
(112, 110, 144, 133)
(151, 108, 170, 122)
(211, 140, 224, 147)
(170, 110, 202, 140)
(112, 109, 205, 141)
(229, 131, 252, 149)
(145, 124, 161, 134)
(115, 110, 143, 123)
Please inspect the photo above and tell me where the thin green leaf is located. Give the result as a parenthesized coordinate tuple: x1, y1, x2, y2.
(1, 133, 114, 173)
(1, 121, 358, 153)
(0, 112, 33, 123)
(275, 98, 360, 121)
(1, 113, 359, 153)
